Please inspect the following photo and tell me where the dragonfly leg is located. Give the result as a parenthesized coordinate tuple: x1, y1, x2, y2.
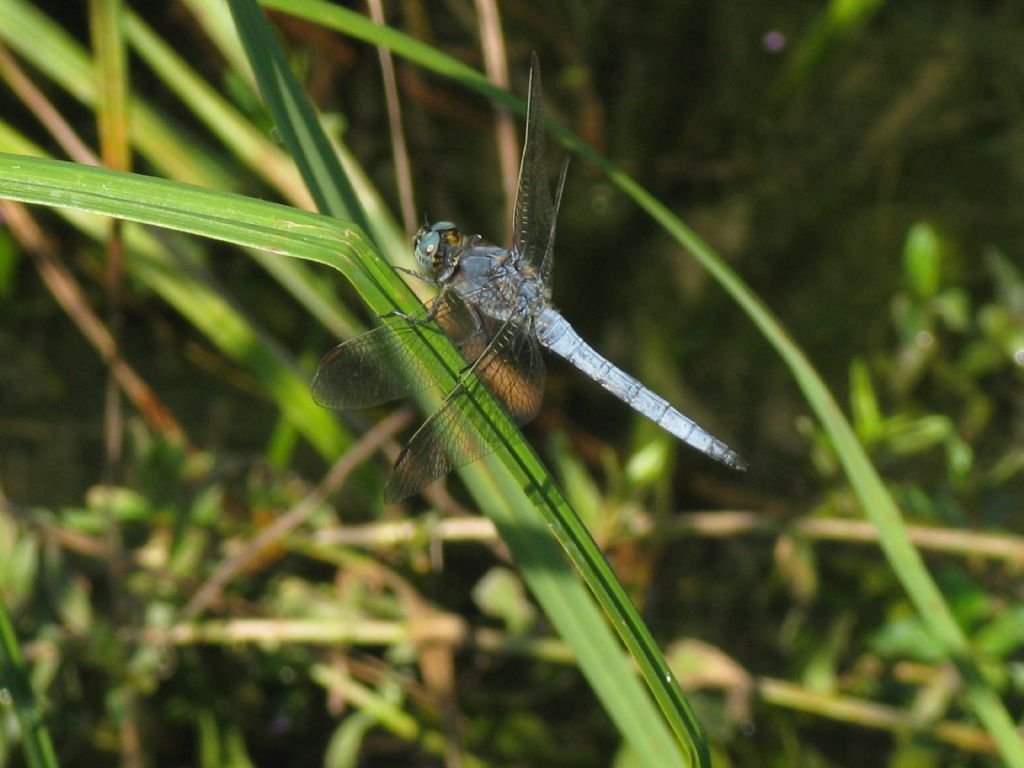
(380, 308, 419, 322)
(380, 286, 451, 325)
(393, 265, 438, 284)
(379, 267, 442, 322)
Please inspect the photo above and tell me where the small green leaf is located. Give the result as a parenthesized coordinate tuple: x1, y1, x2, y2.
(472, 567, 537, 635)
(903, 222, 942, 300)
(849, 358, 883, 444)
(872, 615, 945, 663)
(974, 606, 1024, 659)
(883, 415, 953, 455)
(624, 436, 672, 488)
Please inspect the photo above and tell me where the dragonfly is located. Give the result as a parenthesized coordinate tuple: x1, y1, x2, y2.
(312, 55, 746, 501)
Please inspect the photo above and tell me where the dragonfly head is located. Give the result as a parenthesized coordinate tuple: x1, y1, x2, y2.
(414, 221, 462, 279)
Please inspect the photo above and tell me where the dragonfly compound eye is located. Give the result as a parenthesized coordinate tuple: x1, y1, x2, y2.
(414, 230, 441, 272)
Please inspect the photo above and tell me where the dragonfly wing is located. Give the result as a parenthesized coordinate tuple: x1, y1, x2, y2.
(473, 316, 545, 424)
(512, 54, 556, 281)
(383, 386, 482, 501)
(312, 298, 458, 410)
(542, 158, 570, 288)
(429, 284, 547, 424)
(382, 318, 546, 501)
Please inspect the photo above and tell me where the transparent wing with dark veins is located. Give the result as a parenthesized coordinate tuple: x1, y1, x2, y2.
(312, 296, 466, 410)
(383, 318, 545, 501)
(543, 157, 570, 286)
(450, 312, 545, 423)
(313, 281, 547, 501)
(512, 53, 557, 287)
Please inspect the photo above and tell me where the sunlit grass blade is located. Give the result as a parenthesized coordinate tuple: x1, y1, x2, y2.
(605, 171, 1024, 768)
(226, 0, 370, 235)
(244, 3, 1024, 762)
(205, 0, 408, 264)
(88, 0, 129, 171)
(0, 0, 369, 449)
(122, 10, 310, 206)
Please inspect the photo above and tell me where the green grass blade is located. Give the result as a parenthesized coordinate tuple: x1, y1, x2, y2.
(88, 0, 130, 171)
(226, 0, 370, 235)
(179, 0, 409, 262)
(0, 600, 60, 768)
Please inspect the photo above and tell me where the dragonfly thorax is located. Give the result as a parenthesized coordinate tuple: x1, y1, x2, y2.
(414, 221, 464, 281)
